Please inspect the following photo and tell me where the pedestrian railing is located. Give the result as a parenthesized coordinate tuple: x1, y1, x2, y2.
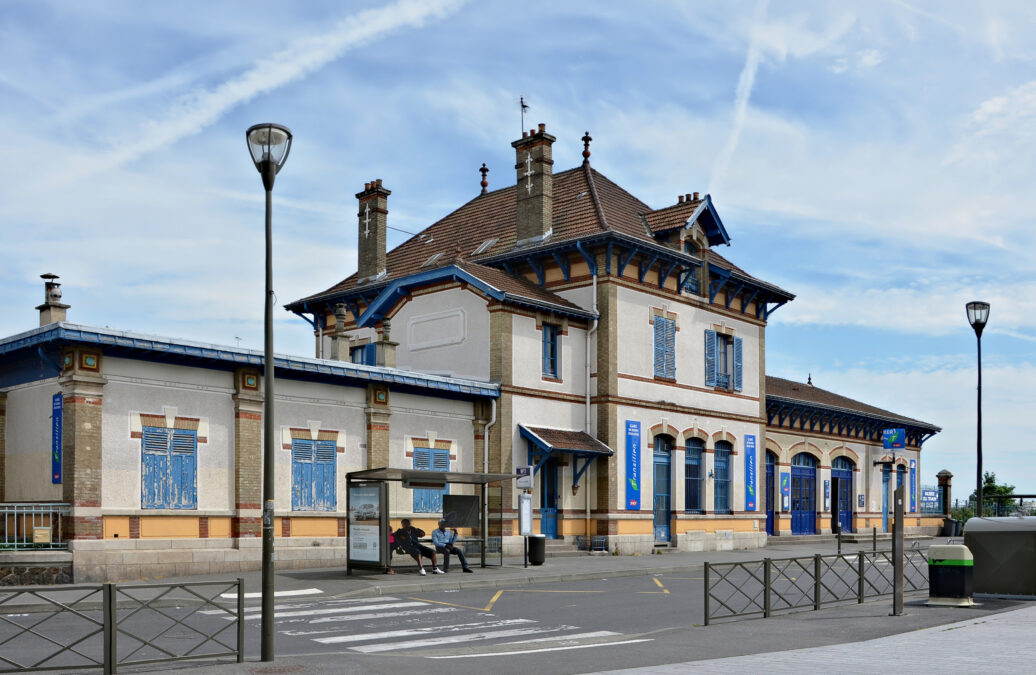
(0, 579, 244, 673)
(0, 503, 70, 550)
(704, 549, 928, 625)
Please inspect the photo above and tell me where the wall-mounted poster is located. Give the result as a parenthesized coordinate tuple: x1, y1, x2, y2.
(780, 472, 790, 511)
(348, 484, 383, 563)
(744, 435, 756, 511)
(625, 421, 641, 510)
(909, 459, 917, 513)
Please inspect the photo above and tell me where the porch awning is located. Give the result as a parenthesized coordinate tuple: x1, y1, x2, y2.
(518, 425, 614, 488)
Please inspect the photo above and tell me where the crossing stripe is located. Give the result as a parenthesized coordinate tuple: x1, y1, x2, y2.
(350, 626, 569, 653)
(309, 607, 458, 625)
(427, 638, 654, 658)
(200, 596, 405, 616)
(220, 588, 322, 599)
(243, 601, 428, 620)
(503, 631, 621, 644)
(313, 619, 536, 645)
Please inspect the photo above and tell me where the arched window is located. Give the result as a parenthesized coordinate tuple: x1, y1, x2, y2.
(714, 440, 733, 514)
(832, 456, 854, 472)
(685, 438, 704, 512)
(792, 452, 818, 468)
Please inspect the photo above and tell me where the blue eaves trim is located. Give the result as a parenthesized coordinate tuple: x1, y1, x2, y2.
(688, 195, 731, 247)
(356, 264, 595, 327)
(0, 322, 500, 398)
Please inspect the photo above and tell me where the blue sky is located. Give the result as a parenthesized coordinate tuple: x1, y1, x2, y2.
(3, 1, 1035, 492)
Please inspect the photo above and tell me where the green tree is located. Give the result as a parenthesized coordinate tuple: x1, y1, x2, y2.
(969, 472, 1016, 516)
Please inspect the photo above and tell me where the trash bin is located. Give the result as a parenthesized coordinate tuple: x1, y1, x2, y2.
(926, 544, 974, 606)
(527, 534, 546, 566)
(955, 520, 964, 536)
(943, 519, 964, 537)
(965, 516, 1036, 596)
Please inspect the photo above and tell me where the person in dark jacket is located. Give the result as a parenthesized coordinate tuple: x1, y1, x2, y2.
(393, 519, 444, 576)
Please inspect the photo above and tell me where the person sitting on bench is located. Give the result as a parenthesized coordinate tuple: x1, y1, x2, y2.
(432, 519, 473, 573)
(393, 519, 444, 576)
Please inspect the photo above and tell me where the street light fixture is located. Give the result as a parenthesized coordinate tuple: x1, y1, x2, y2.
(246, 122, 292, 662)
(966, 300, 990, 518)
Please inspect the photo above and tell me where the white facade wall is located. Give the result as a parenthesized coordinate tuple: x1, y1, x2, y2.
(510, 313, 587, 395)
(4, 379, 62, 502)
(391, 287, 491, 381)
(102, 358, 235, 511)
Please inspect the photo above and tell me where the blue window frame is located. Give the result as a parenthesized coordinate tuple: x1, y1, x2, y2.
(653, 316, 676, 379)
(542, 323, 560, 378)
(141, 426, 197, 509)
(291, 438, 337, 511)
(705, 331, 742, 391)
(413, 447, 450, 513)
(714, 441, 732, 514)
(350, 343, 376, 365)
(685, 438, 704, 512)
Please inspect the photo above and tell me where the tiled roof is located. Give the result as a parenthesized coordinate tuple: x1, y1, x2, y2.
(521, 426, 614, 456)
(766, 376, 940, 431)
(643, 199, 702, 233)
(452, 260, 589, 315)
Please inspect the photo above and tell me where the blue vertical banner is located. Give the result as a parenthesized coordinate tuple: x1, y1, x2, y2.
(910, 459, 916, 512)
(744, 435, 756, 511)
(780, 472, 790, 510)
(51, 393, 62, 484)
(625, 420, 641, 510)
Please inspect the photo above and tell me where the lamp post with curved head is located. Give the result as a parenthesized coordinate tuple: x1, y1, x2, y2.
(246, 123, 292, 662)
(966, 301, 990, 518)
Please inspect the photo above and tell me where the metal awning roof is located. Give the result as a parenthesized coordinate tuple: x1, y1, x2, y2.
(346, 467, 513, 485)
(518, 425, 613, 489)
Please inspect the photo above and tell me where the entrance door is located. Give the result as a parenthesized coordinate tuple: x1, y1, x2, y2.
(882, 465, 890, 532)
(653, 436, 672, 543)
(540, 459, 558, 539)
(832, 457, 854, 533)
(791, 453, 817, 535)
(765, 452, 776, 535)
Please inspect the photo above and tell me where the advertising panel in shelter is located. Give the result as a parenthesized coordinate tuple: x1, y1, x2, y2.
(348, 484, 383, 563)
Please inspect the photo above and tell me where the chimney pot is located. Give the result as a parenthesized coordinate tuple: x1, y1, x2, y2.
(685, 193, 691, 202)
(530, 128, 535, 136)
(693, 191, 700, 200)
(376, 178, 382, 187)
(678, 195, 684, 204)
(364, 182, 370, 190)
(538, 123, 545, 132)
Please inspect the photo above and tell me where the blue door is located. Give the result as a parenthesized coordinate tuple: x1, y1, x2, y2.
(882, 465, 890, 532)
(765, 452, 776, 535)
(653, 436, 672, 543)
(832, 457, 854, 533)
(540, 459, 559, 539)
(791, 453, 817, 535)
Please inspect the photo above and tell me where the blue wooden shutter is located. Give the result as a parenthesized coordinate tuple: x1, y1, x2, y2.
(313, 440, 337, 511)
(732, 336, 743, 392)
(653, 320, 666, 377)
(142, 427, 170, 508)
(365, 343, 376, 365)
(704, 329, 717, 386)
(170, 430, 197, 509)
(292, 439, 315, 511)
(413, 448, 449, 513)
(664, 317, 676, 379)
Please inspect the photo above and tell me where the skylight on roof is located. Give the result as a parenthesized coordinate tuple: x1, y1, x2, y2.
(421, 252, 444, 268)
(472, 237, 499, 255)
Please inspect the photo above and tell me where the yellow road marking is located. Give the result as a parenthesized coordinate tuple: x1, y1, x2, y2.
(408, 588, 600, 612)
(653, 577, 670, 594)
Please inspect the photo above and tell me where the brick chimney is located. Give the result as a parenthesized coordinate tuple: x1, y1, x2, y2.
(37, 273, 70, 326)
(511, 123, 556, 245)
(356, 179, 390, 282)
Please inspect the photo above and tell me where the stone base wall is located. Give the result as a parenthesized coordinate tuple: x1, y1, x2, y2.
(70, 538, 347, 582)
(0, 552, 74, 585)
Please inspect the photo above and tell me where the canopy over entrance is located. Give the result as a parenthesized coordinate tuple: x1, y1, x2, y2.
(519, 425, 613, 489)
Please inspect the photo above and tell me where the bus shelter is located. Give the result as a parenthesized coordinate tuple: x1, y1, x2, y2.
(345, 467, 513, 574)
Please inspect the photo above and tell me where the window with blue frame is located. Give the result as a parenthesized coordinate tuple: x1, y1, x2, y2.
(291, 438, 337, 511)
(350, 343, 376, 365)
(542, 323, 560, 378)
(714, 441, 732, 514)
(685, 438, 704, 512)
(704, 330, 742, 391)
(413, 447, 450, 513)
(653, 315, 676, 379)
(141, 426, 197, 509)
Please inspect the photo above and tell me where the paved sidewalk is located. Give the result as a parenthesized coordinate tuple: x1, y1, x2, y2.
(594, 602, 1036, 673)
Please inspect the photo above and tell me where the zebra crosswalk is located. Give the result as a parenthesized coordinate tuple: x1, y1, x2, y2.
(222, 594, 650, 657)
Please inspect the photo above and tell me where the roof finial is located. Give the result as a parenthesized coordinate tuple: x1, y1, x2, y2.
(581, 131, 592, 164)
(807, 373, 813, 386)
(520, 95, 529, 134)
(479, 163, 489, 194)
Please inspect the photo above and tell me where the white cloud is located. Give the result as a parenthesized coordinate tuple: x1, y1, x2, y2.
(857, 48, 883, 68)
(829, 58, 849, 73)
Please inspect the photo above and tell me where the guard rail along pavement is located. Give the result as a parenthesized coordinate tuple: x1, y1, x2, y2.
(0, 578, 244, 673)
(704, 548, 929, 624)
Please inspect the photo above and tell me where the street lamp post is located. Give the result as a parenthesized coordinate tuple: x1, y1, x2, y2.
(966, 301, 990, 518)
(246, 123, 292, 662)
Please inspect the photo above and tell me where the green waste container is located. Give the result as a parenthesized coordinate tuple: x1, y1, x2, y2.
(528, 534, 546, 566)
(927, 544, 973, 606)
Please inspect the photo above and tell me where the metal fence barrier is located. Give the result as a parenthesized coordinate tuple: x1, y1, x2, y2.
(0, 578, 244, 673)
(0, 503, 70, 550)
(704, 549, 928, 624)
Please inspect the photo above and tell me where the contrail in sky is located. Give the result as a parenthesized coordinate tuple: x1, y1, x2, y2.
(63, 0, 467, 180)
(709, 0, 769, 195)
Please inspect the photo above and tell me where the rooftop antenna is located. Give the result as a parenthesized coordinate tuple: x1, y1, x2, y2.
(520, 96, 529, 134)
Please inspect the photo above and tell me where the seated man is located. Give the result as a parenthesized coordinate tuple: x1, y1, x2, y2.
(393, 519, 443, 576)
(432, 519, 473, 573)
